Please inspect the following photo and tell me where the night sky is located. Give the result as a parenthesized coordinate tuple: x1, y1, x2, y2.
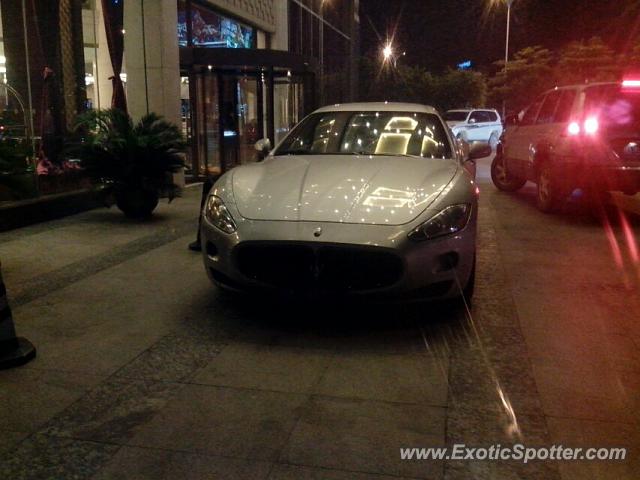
(359, 0, 640, 73)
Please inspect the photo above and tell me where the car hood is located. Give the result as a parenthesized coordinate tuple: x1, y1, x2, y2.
(230, 155, 458, 225)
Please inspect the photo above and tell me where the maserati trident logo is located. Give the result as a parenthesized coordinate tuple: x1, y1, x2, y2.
(313, 227, 322, 237)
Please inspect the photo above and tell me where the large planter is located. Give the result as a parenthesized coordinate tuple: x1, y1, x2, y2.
(0, 172, 38, 201)
(115, 187, 159, 218)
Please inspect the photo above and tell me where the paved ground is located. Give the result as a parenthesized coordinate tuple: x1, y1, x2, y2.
(1, 159, 639, 479)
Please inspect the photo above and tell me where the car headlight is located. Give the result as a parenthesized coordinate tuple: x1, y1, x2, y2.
(408, 204, 471, 241)
(204, 195, 237, 234)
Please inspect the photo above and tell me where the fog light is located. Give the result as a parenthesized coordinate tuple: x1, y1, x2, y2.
(435, 252, 459, 272)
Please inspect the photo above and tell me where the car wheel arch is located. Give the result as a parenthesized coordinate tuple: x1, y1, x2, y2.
(532, 144, 553, 174)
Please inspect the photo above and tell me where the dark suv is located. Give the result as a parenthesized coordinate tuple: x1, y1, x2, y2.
(491, 81, 640, 212)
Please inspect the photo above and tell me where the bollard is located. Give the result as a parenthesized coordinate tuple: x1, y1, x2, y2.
(0, 261, 36, 369)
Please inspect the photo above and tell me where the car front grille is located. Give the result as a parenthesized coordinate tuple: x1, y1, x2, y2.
(234, 242, 404, 292)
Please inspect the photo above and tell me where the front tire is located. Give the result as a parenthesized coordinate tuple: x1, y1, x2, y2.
(536, 162, 565, 213)
(491, 152, 526, 192)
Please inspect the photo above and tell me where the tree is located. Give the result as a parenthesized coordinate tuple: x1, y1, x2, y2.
(626, 38, 640, 70)
(358, 56, 487, 112)
(433, 69, 487, 112)
(556, 37, 620, 84)
(358, 56, 436, 104)
(487, 46, 555, 115)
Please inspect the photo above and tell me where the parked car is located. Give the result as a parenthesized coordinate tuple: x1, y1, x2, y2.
(445, 109, 503, 146)
(201, 102, 491, 302)
(491, 80, 640, 213)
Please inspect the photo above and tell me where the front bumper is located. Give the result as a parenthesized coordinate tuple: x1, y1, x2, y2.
(201, 214, 477, 302)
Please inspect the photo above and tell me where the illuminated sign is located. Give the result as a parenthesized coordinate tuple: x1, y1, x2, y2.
(177, 1, 255, 49)
(457, 60, 472, 70)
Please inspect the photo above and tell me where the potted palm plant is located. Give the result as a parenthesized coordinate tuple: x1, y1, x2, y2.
(0, 137, 37, 201)
(71, 109, 185, 218)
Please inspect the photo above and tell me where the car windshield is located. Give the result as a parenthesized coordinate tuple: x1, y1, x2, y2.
(585, 85, 640, 132)
(275, 111, 453, 158)
(444, 111, 469, 121)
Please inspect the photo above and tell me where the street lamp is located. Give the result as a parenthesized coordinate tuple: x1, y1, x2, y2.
(382, 43, 404, 68)
(503, 0, 514, 73)
(491, 0, 515, 118)
(383, 44, 393, 61)
(319, 0, 328, 105)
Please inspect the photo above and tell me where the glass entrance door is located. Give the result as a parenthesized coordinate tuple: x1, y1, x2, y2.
(220, 74, 261, 168)
(184, 67, 309, 179)
(274, 75, 305, 145)
(186, 70, 221, 178)
(236, 75, 260, 165)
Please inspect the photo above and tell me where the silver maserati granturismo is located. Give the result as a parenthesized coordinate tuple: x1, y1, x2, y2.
(200, 102, 490, 302)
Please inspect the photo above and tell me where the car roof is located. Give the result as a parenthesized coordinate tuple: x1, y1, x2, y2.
(446, 108, 499, 112)
(314, 102, 439, 115)
(543, 82, 620, 95)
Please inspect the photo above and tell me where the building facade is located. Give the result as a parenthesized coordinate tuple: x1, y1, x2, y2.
(0, 0, 358, 206)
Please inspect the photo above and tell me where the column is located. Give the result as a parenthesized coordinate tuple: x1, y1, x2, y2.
(124, 0, 180, 127)
(95, 0, 114, 110)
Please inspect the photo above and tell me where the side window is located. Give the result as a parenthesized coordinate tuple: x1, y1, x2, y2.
(469, 111, 490, 123)
(553, 90, 577, 123)
(485, 111, 499, 122)
(520, 95, 545, 126)
(536, 91, 562, 124)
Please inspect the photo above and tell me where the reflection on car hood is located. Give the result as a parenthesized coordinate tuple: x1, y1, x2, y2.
(231, 155, 458, 225)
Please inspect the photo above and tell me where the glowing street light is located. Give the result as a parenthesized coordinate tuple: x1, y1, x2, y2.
(383, 44, 393, 60)
(381, 43, 405, 68)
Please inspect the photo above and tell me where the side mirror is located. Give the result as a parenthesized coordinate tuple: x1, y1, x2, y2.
(468, 118, 476, 124)
(467, 141, 492, 161)
(254, 138, 272, 160)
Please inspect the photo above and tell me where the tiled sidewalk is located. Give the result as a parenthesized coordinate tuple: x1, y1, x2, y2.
(0, 168, 638, 479)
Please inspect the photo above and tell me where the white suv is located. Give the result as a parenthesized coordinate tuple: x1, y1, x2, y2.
(445, 109, 503, 146)
(491, 81, 640, 213)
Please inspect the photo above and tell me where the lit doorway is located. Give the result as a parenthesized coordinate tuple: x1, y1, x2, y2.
(181, 65, 313, 181)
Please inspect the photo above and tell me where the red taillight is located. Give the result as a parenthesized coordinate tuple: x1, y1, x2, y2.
(584, 117, 599, 135)
(566, 118, 598, 137)
(567, 122, 581, 136)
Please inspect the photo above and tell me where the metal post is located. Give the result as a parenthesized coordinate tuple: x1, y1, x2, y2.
(91, 0, 101, 109)
(0, 260, 36, 369)
(20, 0, 39, 197)
(502, 0, 513, 120)
(141, 0, 150, 115)
(505, 3, 511, 70)
(267, 67, 275, 145)
(20, 0, 35, 151)
(319, 3, 324, 106)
